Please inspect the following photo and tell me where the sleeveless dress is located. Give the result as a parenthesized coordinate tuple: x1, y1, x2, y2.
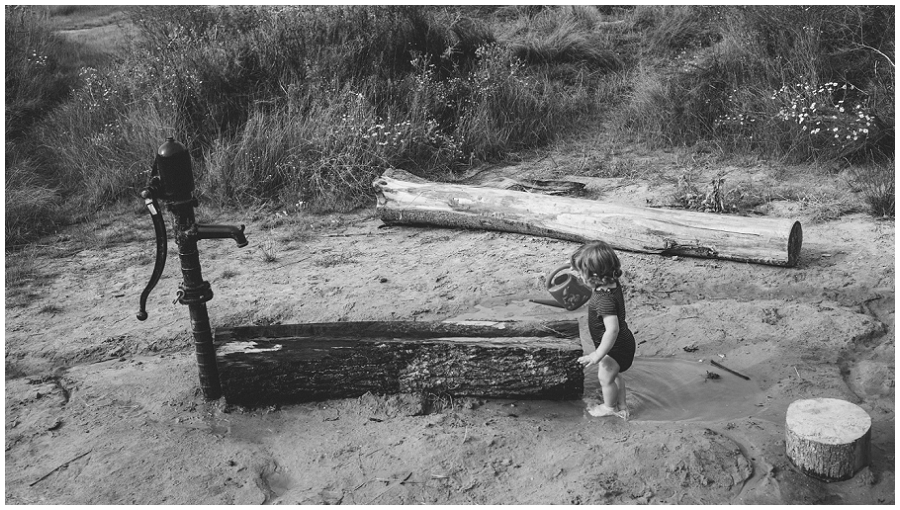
(586, 281, 636, 372)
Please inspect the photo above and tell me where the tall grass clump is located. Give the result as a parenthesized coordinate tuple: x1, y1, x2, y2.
(633, 5, 720, 56)
(617, 6, 894, 163)
(502, 6, 623, 70)
(850, 160, 895, 218)
(6, 7, 80, 243)
(36, 5, 610, 211)
(5, 145, 62, 246)
(6, 7, 71, 139)
(36, 6, 494, 210)
(6, 6, 133, 244)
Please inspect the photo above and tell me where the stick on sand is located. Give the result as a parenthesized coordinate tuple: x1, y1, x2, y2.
(710, 360, 750, 380)
(30, 450, 92, 486)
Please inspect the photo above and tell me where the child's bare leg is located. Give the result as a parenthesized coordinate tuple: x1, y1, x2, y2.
(588, 357, 624, 418)
(615, 375, 628, 420)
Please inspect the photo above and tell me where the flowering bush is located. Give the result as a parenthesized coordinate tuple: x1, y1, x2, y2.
(770, 82, 883, 160)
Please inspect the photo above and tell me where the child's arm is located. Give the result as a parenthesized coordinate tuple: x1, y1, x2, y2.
(578, 315, 619, 367)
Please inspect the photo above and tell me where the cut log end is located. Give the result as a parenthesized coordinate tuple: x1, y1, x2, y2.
(785, 398, 872, 482)
(787, 221, 803, 267)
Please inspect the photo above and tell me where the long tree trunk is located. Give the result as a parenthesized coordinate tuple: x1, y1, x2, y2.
(215, 320, 583, 407)
(373, 169, 803, 267)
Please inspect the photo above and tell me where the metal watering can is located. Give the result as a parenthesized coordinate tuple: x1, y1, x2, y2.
(545, 263, 592, 310)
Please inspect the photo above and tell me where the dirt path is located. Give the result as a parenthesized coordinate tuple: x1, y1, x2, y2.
(5, 146, 894, 504)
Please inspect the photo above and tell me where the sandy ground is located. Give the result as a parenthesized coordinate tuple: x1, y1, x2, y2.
(5, 144, 895, 504)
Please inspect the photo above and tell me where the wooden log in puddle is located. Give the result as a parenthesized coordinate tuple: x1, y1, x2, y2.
(374, 169, 803, 267)
(214, 320, 583, 407)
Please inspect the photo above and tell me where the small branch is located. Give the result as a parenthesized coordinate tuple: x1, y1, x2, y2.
(30, 450, 92, 487)
(271, 255, 313, 270)
(828, 45, 895, 69)
(710, 360, 750, 381)
(319, 232, 384, 237)
(367, 472, 412, 504)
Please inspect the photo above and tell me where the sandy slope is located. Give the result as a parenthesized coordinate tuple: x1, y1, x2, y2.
(5, 148, 894, 504)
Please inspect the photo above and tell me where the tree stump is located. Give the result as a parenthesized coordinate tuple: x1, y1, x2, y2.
(785, 398, 872, 481)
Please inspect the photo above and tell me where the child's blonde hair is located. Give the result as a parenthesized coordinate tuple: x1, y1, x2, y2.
(570, 241, 622, 288)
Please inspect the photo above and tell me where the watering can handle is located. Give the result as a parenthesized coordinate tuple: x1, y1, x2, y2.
(546, 263, 573, 288)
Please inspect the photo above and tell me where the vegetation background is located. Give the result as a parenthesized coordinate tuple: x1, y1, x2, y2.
(6, 5, 894, 246)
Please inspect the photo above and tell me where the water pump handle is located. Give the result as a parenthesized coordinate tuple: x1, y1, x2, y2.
(136, 186, 168, 321)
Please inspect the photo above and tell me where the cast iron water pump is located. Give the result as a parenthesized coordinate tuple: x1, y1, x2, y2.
(137, 138, 248, 400)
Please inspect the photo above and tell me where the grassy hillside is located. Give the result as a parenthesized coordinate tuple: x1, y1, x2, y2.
(6, 5, 894, 245)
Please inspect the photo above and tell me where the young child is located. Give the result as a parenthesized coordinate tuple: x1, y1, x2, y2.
(571, 241, 636, 419)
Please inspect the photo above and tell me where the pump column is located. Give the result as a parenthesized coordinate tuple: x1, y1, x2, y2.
(169, 199, 221, 400)
(153, 138, 221, 400)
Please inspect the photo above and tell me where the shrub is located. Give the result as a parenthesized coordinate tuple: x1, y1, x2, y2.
(6, 7, 72, 139)
(633, 5, 720, 55)
(34, 62, 170, 209)
(849, 161, 895, 217)
(504, 9, 623, 71)
(618, 6, 894, 164)
(5, 146, 62, 245)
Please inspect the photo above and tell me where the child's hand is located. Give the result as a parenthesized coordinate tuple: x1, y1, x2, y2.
(578, 352, 600, 367)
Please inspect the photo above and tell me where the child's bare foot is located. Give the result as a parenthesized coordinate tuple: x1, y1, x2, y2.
(587, 404, 627, 419)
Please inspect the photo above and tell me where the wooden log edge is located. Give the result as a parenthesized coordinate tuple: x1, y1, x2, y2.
(373, 169, 804, 267)
(213, 320, 584, 406)
(787, 220, 803, 268)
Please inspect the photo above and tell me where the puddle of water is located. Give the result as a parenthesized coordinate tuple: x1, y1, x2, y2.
(452, 300, 767, 423)
(598, 357, 766, 423)
(480, 357, 766, 424)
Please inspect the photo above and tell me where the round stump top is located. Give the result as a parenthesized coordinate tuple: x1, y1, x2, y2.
(786, 398, 871, 445)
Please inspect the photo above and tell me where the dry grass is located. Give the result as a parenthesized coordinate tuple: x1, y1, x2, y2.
(259, 231, 279, 263)
(5, 4, 894, 254)
(848, 162, 895, 217)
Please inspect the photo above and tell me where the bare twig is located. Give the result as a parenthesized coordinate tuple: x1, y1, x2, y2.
(830, 45, 895, 69)
(271, 255, 313, 270)
(710, 360, 750, 380)
(319, 232, 385, 237)
(30, 450, 92, 486)
(367, 472, 412, 504)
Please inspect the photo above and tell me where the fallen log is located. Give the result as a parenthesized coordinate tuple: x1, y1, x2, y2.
(785, 397, 872, 481)
(373, 169, 802, 267)
(214, 320, 583, 407)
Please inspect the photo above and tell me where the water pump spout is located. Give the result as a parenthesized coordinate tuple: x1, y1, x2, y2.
(196, 224, 248, 247)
